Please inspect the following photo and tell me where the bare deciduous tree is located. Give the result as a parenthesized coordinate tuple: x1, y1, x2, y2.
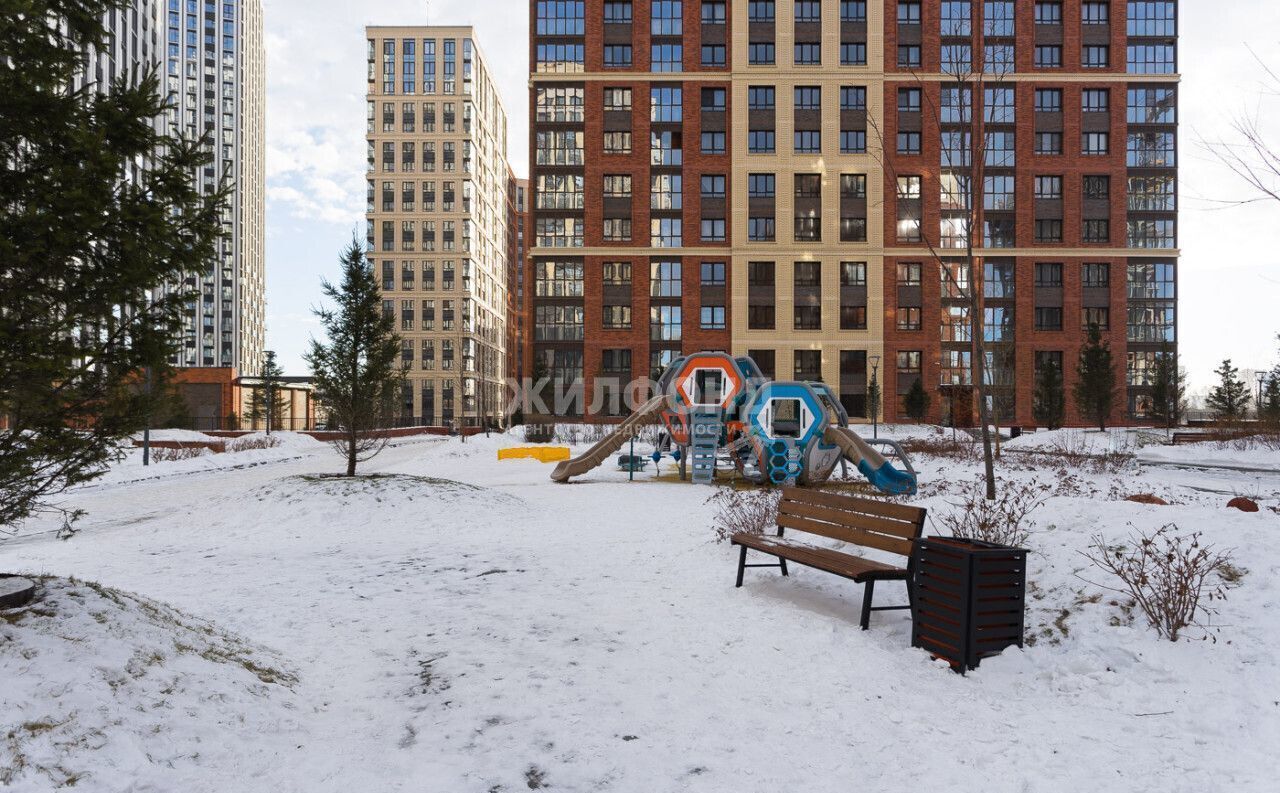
(1201, 48, 1280, 207)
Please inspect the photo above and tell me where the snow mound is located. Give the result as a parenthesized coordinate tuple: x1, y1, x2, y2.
(249, 473, 526, 512)
(0, 577, 304, 791)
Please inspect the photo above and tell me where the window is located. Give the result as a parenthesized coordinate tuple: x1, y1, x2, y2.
(1127, 2, 1176, 36)
(841, 174, 867, 199)
(1082, 307, 1110, 330)
(652, 43, 683, 72)
(651, 86, 682, 122)
(603, 45, 633, 67)
(842, 130, 867, 153)
(603, 1, 633, 23)
(940, 1, 971, 35)
(603, 131, 632, 154)
(603, 218, 632, 241)
(795, 43, 822, 65)
(796, 173, 822, 198)
(652, 1, 683, 35)
(1127, 131, 1176, 167)
(749, 173, 776, 197)
(795, 350, 823, 381)
(841, 43, 866, 66)
(651, 130, 683, 165)
(1035, 88, 1062, 113)
(985, 131, 1015, 167)
(794, 306, 822, 331)
(985, 1, 1014, 35)
(749, 130, 776, 153)
(748, 1, 776, 21)
(841, 261, 867, 286)
(536, 86, 585, 122)
(701, 218, 726, 241)
(650, 306, 682, 341)
(536, 217, 584, 248)
(601, 349, 633, 375)
(898, 45, 922, 68)
(534, 260, 585, 297)
(1083, 219, 1110, 242)
(701, 87, 726, 112)
(1083, 175, 1110, 199)
(1083, 263, 1110, 288)
(1035, 307, 1063, 331)
(840, 1, 867, 22)
(535, 130, 584, 165)
(701, 261, 726, 285)
(984, 219, 1016, 248)
(536, 1, 585, 34)
(897, 262, 922, 286)
(651, 218, 682, 247)
(1035, 1, 1061, 23)
(898, 88, 921, 113)
(701, 174, 726, 198)
(702, 2, 727, 24)
(650, 260, 682, 297)
(536, 42, 584, 73)
(749, 43, 776, 64)
(942, 44, 972, 72)
(603, 261, 632, 285)
(1128, 175, 1176, 211)
(702, 45, 726, 66)
(794, 260, 821, 288)
(795, 86, 822, 110)
(701, 306, 727, 329)
(897, 352, 922, 384)
(794, 130, 821, 153)
(602, 306, 632, 329)
(1035, 262, 1063, 287)
(940, 87, 972, 122)
(1035, 45, 1062, 68)
(1082, 45, 1109, 68)
(839, 217, 866, 242)
(537, 174, 585, 209)
(841, 86, 866, 110)
(1127, 87, 1176, 124)
(603, 174, 632, 198)
(796, 213, 821, 242)
(898, 2, 921, 24)
(1082, 1, 1109, 24)
(984, 175, 1014, 210)
(984, 44, 1014, 74)
(1035, 219, 1063, 243)
(984, 86, 1015, 123)
(749, 217, 776, 241)
(1082, 132, 1109, 155)
(1127, 219, 1176, 248)
(535, 305, 585, 341)
(1034, 176, 1062, 200)
(1127, 261, 1175, 299)
(1082, 89, 1109, 113)
(796, 1, 821, 22)
(897, 307, 922, 331)
(748, 86, 775, 110)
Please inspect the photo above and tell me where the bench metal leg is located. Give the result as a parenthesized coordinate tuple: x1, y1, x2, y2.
(860, 579, 876, 630)
(735, 544, 748, 588)
(779, 557, 788, 577)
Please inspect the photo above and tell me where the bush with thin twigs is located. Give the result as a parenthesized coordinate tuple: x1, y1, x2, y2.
(1081, 524, 1231, 642)
(901, 436, 980, 462)
(150, 446, 211, 463)
(227, 435, 283, 453)
(705, 487, 781, 544)
(1217, 430, 1280, 452)
(935, 476, 1048, 549)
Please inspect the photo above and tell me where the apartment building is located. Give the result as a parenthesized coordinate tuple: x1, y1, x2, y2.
(528, 1, 1178, 427)
(366, 26, 512, 427)
(508, 176, 530, 383)
(163, 0, 266, 372)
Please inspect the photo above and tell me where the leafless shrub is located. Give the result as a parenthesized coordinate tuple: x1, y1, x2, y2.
(935, 476, 1048, 548)
(1081, 524, 1232, 641)
(150, 446, 210, 463)
(1218, 430, 1280, 452)
(705, 487, 781, 543)
(902, 436, 980, 462)
(227, 435, 283, 453)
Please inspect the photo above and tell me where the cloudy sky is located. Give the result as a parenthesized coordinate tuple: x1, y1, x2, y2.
(261, 0, 1280, 394)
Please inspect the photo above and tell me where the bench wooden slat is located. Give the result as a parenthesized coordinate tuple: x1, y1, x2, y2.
(777, 511, 915, 557)
(732, 534, 906, 581)
(778, 499, 921, 550)
(781, 486, 925, 525)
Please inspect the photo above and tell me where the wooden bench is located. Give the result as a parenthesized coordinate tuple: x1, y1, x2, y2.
(732, 487, 927, 630)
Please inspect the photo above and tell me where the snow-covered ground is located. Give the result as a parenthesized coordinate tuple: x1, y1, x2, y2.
(1, 429, 1278, 791)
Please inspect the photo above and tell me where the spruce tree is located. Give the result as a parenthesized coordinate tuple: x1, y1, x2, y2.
(1032, 361, 1066, 430)
(1148, 344, 1185, 430)
(248, 350, 290, 433)
(903, 377, 930, 422)
(0, 1, 226, 529)
(1073, 323, 1117, 431)
(1205, 359, 1250, 422)
(1260, 375, 1280, 427)
(306, 239, 406, 476)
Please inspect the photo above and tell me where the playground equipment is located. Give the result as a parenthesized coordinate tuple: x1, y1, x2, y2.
(549, 352, 917, 495)
(497, 446, 571, 463)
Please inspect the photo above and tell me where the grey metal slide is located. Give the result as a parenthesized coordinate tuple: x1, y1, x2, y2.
(550, 395, 670, 482)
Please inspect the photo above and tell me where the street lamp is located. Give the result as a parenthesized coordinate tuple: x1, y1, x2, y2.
(869, 354, 882, 439)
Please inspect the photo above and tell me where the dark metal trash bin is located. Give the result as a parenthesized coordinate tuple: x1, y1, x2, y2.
(911, 536, 1028, 673)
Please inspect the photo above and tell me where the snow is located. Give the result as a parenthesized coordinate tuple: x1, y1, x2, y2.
(1, 429, 1278, 791)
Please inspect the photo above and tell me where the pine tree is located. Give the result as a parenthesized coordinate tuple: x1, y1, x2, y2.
(0, 1, 226, 529)
(1032, 361, 1066, 430)
(1148, 344, 1185, 430)
(1073, 323, 1117, 431)
(903, 377, 930, 422)
(305, 239, 406, 476)
(1205, 359, 1250, 422)
(247, 350, 290, 433)
(1260, 375, 1280, 427)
